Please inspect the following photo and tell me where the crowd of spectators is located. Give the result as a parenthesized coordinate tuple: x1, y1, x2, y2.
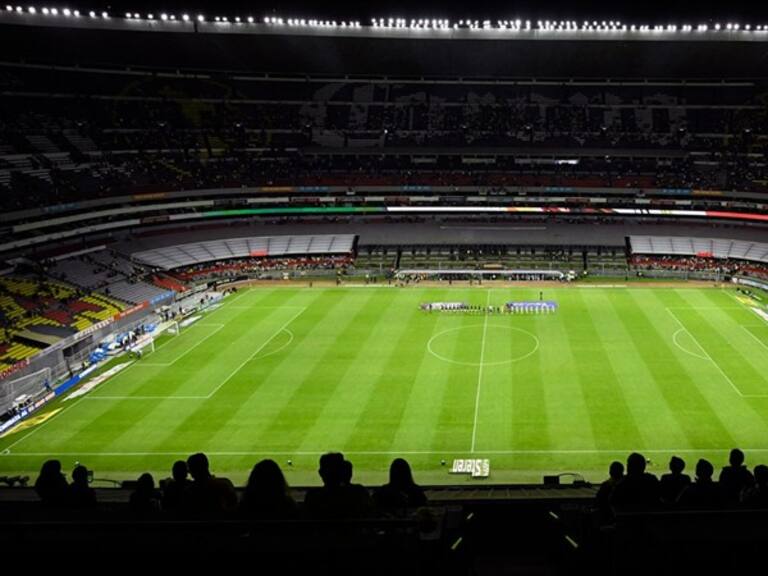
(29, 447, 768, 524)
(4, 150, 768, 213)
(3, 72, 768, 213)
(631, 255, 768, 279)
(172, 255, 353, 281)
(595, 449, 768, 523)
(33, 452, 428, 521)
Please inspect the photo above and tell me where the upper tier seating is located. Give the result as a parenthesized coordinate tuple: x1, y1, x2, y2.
(631, 236, 768, 264)
(132, 235, 356, 271)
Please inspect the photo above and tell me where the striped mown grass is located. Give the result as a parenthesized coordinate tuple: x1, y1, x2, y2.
(1, 285, 767, 486)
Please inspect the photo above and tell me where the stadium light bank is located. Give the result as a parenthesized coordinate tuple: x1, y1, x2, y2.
(3, 6, 768, 37)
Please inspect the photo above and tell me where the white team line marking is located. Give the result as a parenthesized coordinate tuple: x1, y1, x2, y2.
(470, 290, 491, 453)
(665, 307, 768, 398)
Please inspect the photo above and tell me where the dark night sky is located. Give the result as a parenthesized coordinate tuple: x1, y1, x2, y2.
(53, 1, 768, 24)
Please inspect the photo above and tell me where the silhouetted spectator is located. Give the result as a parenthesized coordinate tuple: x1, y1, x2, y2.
(595, 461, 624, 522)
(610, 452, 660, 513)
(374, 458, 427, 514)
(719, 448, 754, 506)
(182, 452, 238, 517)
(129, 473, 162, 517)
(161, 460, 190, 513)
(240, 459, 296, 521)
(34, 459, 68, 508)
(304, 452, 371, 518)
(677, 459, 724, 510)
(341, 458, 373, 516)
(741, 465, 768, 508)
(68, 465, 97, 509)
(660, 456, 691, 505)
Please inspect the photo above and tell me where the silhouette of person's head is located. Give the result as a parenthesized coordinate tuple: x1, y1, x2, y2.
(669, 456, 685, 474)
(318, 452, 345, 487)
(609, 461, 624, 480)
(755, 465, 768, 487)
(39, 459, 63, 481)
(627, 452, 647, 476)
(35, 459, 67, 504)
(390, 458, 416, 487)
(136, 472, 155, 494)
(187, 452, 211, 481)
(247, 459, 288, 496)
(72, 465, 89, 487)
(729, 448, 745, 467)
(695, 459, 714, 482)
(341, 460, 354, 485)
(172, 460, 188, 482)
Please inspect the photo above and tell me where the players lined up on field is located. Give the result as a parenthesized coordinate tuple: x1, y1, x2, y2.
(420, 304, 556, 315)
(421, 304, 505, 314)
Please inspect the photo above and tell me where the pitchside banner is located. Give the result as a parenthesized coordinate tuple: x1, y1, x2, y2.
(450, 458, 490, 478)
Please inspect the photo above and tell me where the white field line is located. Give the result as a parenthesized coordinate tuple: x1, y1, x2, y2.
(470, 290, 491, 453)
(85, 396, 208, 400)
(204, 307, 307, 399)
(2, 397, 88, 453)
(665, 307, 749, 397)
(9, 447, 768, 457)
(225, 305, 307, 308)
(665, 306, 745, 310)
(742, 325, 768, 352)
(671, 328, 709, 361)
(139, 324, 225, 367)
(91, 329, 297, 401)
(88, 302, 302, 398)
(88, 319, 300, 402)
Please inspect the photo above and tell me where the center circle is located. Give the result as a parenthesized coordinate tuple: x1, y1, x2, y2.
(427, 325, 540, 367)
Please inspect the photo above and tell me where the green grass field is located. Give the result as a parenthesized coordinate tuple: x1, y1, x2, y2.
(2, 284, 768, 486)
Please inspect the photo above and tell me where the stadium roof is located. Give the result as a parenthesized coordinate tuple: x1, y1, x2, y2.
(3, 5, 768, 41)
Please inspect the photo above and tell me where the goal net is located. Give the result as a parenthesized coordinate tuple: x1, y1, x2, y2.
(165, 321, 180, 336)
(127, 336, 155, 358)
(0, 367, 52, 414)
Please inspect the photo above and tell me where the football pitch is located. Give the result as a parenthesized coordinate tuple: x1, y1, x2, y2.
(2, 284, 768, 486)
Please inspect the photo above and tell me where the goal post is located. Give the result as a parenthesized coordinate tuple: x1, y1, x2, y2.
(165, 321, 180, 336)
(127, 336, 155, 359)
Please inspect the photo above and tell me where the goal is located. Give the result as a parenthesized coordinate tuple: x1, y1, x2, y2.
(127, 336, 155, 358)
(0, 367, 52, 414)
(165, 321, 180, 336)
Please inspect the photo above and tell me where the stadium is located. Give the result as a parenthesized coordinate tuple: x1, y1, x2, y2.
(1, 2, 768, 572)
